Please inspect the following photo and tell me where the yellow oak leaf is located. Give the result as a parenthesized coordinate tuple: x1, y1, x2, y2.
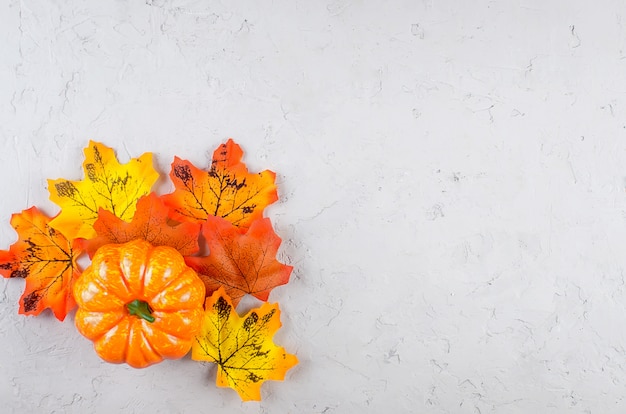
(48, 141, 159, 240)
(192, 288, 298, 401)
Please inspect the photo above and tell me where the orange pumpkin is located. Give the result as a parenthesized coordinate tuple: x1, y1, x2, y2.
(73, 239, 206, 368)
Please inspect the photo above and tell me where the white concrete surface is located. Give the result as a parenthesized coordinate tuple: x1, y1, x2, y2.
(2, 0, 626, 412)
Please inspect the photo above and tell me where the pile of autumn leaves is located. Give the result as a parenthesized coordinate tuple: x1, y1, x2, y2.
(0, 140, 297, 401)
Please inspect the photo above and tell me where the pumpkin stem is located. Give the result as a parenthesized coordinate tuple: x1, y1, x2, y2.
(126, 299, 155, 323)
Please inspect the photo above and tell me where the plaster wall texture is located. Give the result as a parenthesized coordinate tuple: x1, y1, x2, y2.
(1, 0, 626, 413)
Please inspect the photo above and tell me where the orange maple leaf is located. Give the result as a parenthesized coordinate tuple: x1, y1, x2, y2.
(0, 207, 83, 321)
(192, 288, 298, 401)
(81, 193, 201, 258)
(185, 216, 292, 306)
(162, 139, 278, 229)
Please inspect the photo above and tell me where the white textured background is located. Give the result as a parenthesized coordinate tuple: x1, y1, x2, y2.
(2, 0, 626, 413)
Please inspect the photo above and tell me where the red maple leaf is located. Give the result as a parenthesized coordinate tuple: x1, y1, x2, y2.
(185, 216, 292, 306)
(82, 193, 201, 258)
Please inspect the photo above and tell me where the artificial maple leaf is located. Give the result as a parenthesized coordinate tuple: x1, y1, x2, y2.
(162, 139, 278, 229)
(0, 207, 83, 321)
(48, 141, 159, 240)
(192, 288, 298, 401)
(81, 192, 201, 258)
(185, 216, 293, 306)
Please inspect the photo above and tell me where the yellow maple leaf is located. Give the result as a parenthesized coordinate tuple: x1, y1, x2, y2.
(47, 141, 159, 240)
(192, 288, 298, 401)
